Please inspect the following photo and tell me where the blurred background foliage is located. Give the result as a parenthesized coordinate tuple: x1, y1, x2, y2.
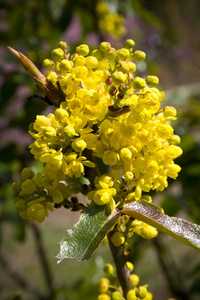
(1, 0, 200, 299)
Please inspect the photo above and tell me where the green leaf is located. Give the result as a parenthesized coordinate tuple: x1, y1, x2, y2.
(122, 200, 200, 251)
(57, 205, 120, 262)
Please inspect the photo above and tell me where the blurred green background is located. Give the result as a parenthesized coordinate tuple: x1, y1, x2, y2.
(1, 0, 200, 299)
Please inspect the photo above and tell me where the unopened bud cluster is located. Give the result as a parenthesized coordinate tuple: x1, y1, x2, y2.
(97, 262, 153, 300)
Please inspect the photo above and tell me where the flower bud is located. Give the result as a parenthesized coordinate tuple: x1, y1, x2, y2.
(127, 289, 137, 300)
(127, 62, 136, 73)
(163, 106, 177, 118)
(92, 49, 104, 60)
(58, 41, 67, 50)
(103, 150, 119, 166)
(76, 44, 89, 56)
(99, 42, 111, 53)
(14, 199, 27, 212)
(104, 263, 114, 276)
(136, 286, 148, 299)
(54, 108, 69, 122)
(72, 138, 87, 152)
(51, 48, 64, 62)
(112, 72, 127, 85)
(169, 134, 181, 145)
(43, 126, 57, 137)
(111, 291, 123, 300)
(132, 77, 146, 90)
(132, 50, 146, 62)
(43, 59, 55, 70)
(106, 47, 116, 59)
(98, 294, 111, 300)
(120, 148, 132, 161)
(12, 180, 22, 192)
(59, 59, 72, 72)
(126, 261, 134, 272)
(21, 179, 36, 194)
(21, 167, 35, 180)
(124, 172, 134, 181)
(63, 125, 76, 138)
(85, 56, 98, 69)
(116, 48, 130, 61)
(130, 274, 140, 287)
(146, 75, 159, 87)
(124, 39, 135, 49)
(97, 278, 110, 293)
(111, 232, 125, 247)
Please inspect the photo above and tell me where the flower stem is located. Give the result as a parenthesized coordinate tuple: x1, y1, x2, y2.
(107, 231, 133, 298)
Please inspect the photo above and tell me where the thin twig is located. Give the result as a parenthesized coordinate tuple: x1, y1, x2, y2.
(107, 231, 133, 298)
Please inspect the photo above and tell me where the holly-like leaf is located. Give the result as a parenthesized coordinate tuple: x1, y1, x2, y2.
(57, 205, 120, 262)
(122, 200, 200, 251)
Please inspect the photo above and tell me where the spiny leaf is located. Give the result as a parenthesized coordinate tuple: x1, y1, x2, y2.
(57, 205, 121, 262)
(122, 200, 200, 251)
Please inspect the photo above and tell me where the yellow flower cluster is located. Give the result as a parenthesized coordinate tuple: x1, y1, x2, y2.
(97, 262, 153, 300)
(96, 1, 126, 39)
(13, 38, 182, 222)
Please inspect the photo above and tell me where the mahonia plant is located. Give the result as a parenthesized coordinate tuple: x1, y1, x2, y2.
(12, 39, 182, 222)
(9, 39, 200, 299)
(96, 0, 126, 39)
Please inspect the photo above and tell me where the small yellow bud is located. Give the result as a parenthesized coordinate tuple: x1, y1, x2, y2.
(14, 199, 27, 212)
(104, 263, 114, 276)
(144, 292, 153, 300)
(85, 56, 98, 69)
(146, 75, 159, 87)
(76, 44, 89, 56)
(124, 172, 134, 181)
(136, 286, 148, 299)
(106, 48, 116, 59)
(54, 108, 69, 122)
(117, 61, 130, 73)
(92, 49, 104, 60)
(21, 179, 36, 194)
(120, 148, 132, 161)
(99, 42, 111, 53)
(132, 77, 146, 90)
(63, 125, 76, 138)
(43, 59, 55, 70)
(72, 138, 87, 152)
(97, 278, 110, 293)
(127, 61, 136, 73)
(130, 274, 140, 287)
(98, 294, 111, 300)
(126, 192, 135, 202)
(59, 59, 72, 72)
(103, 150, 119, 166)
(112, 72, 127, 85)
(111, 232, 125, 247)
(169, 135, 181, 145)
(111, 291, 123, 300)
(43, 126, 57, 137)
(51, 48, 64, 62)
(140, 224, 158, 239)
(116, 48, 130, 61)
(12, 180, 22, 192)
(58, 41, 67, 50)
(127, 289, 137, 300)
(126, 261, 134, 272)
(163, 106, 177, 118)
(132, 50, 146, 62)
(124, 39, 135, 49)
(21, 167, 35, 180)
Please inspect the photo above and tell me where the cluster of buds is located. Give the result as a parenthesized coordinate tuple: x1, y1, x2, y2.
(10, 38, 182, 222)
(96, 0, 126, 39)
(97, 262, 153, 300)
